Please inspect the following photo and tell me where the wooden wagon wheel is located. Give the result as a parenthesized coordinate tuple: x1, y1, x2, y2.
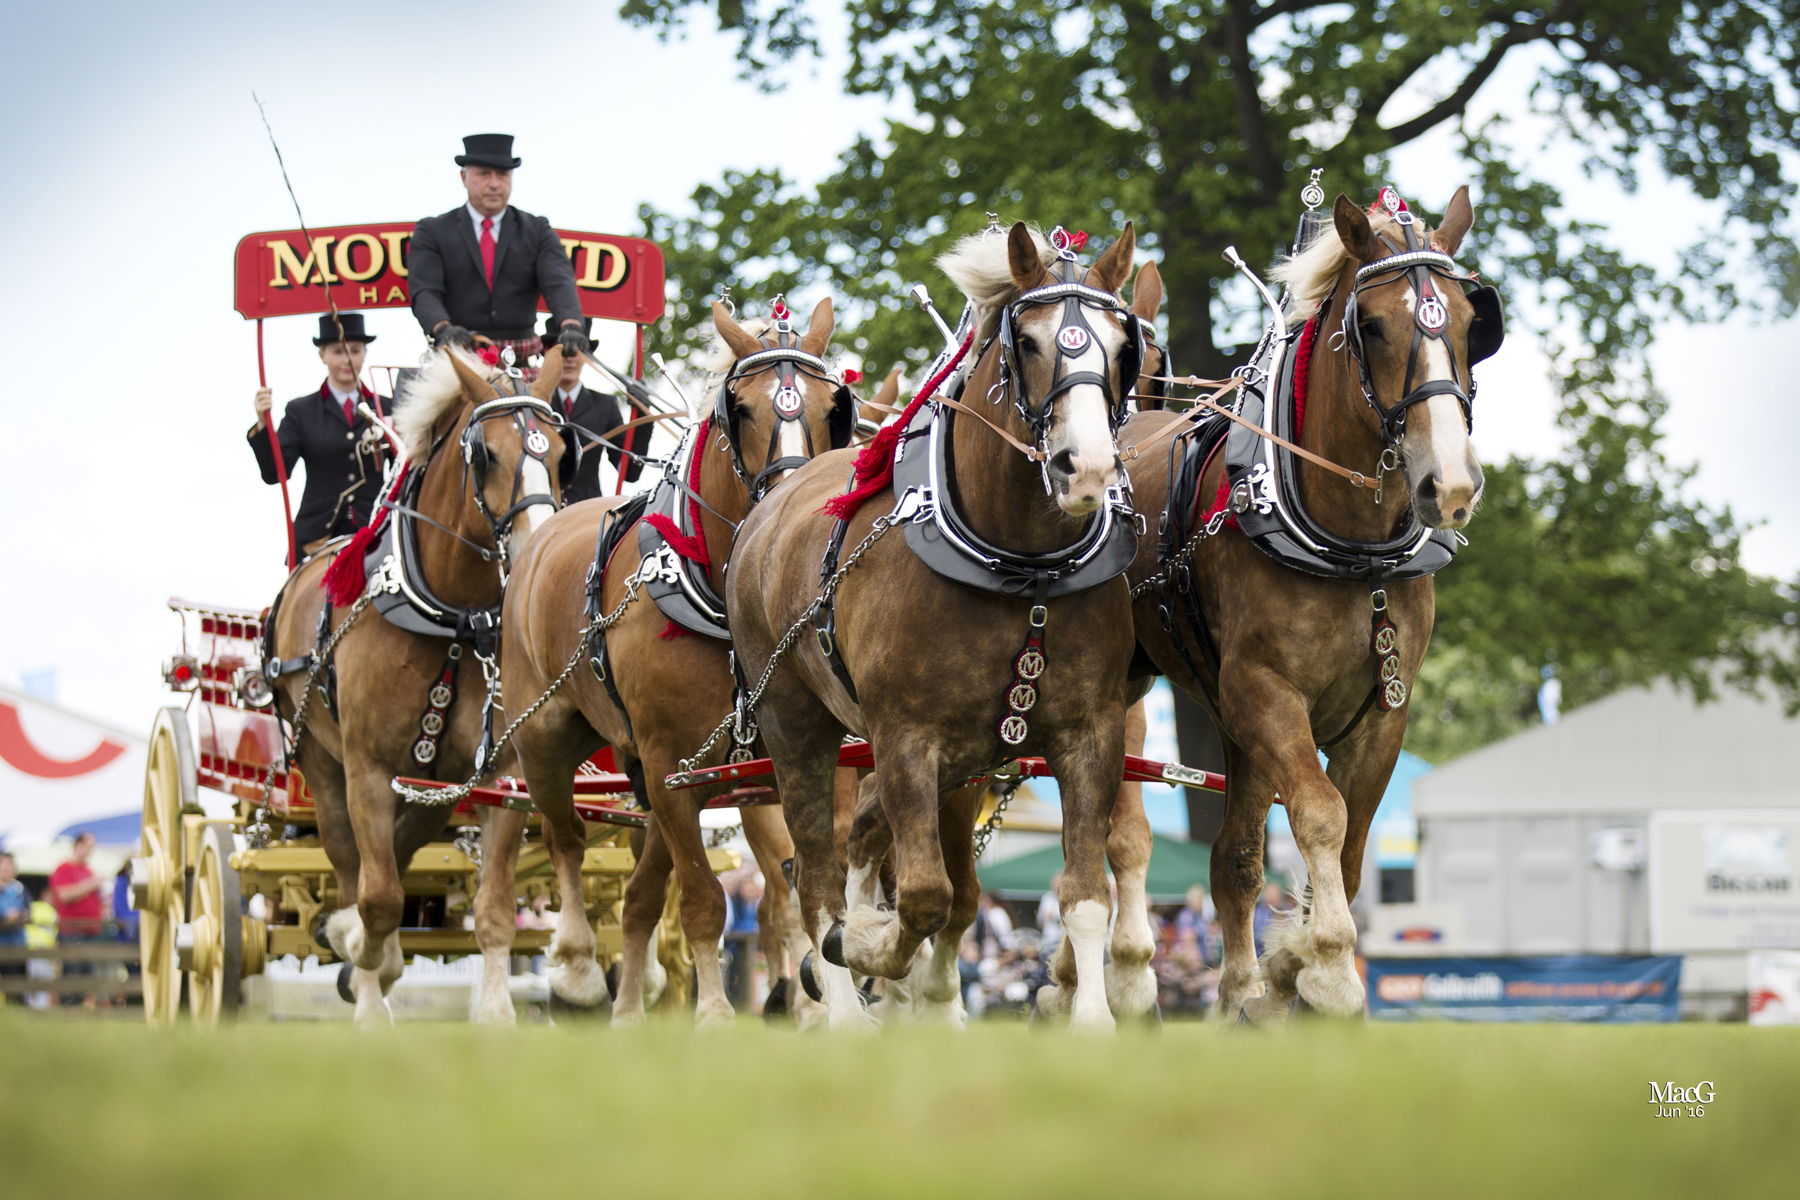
(137, 707, 190, 1028)
(187, 824, 245, 1027)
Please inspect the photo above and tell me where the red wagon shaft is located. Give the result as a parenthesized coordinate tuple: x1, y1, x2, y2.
(666, 740, 1227, 795)
(392, 769, 780, 830)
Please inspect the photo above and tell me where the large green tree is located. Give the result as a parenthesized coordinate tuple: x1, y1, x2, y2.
(628, 0, 1800, 758)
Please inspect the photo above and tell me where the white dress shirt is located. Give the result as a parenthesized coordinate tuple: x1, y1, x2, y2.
(468, 202, 506, 242)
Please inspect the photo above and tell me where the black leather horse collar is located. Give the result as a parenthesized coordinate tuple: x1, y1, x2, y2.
(889, 399, 1138, 598)
(636, 426, 732, 640)
(363, 468, 502, 653)
(1221, 320, 1455, 583)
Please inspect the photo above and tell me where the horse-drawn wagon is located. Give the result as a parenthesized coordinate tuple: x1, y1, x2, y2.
(130, 224, 741, 1028)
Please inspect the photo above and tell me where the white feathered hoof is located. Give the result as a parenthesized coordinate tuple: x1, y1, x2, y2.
(822, 918, 848, 967)
(324, 907, 362, 963)
(549, 958, 611, 1014)
(1032, 982, 1071, 1027)
(1295, 960, 1365, 1018)
(1104, 960, 1159, 1021)
(695, 998, 736, 1030)
(1238, 988, 1293, 1029)
(762, 977, 792, 1023)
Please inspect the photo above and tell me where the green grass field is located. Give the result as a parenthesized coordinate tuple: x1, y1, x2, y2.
(2, 1013, 1792, 1197)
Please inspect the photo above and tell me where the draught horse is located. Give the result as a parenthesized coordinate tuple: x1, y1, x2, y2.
(727, 224, 1144, 1031)
(1115, 188, 1499, 1022)
(494, 299, 855, 1027)
(266, 347, 567, 1028)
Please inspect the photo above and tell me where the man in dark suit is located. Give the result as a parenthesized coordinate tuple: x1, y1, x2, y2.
(545, 327, 647, 503)
(248, 313, 392, 555)
(408, 133, 589, 363)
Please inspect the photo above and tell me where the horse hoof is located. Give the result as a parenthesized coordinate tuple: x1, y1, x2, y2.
(780, 857, 796, 889)
(604, 960, 620, 999)
(336, 963, 355, 1006)
(799, 951, 823, 1003)
(822, 919, 847, 968)
(762, 977, 790, 1022)
(548, 990, 610, 1025)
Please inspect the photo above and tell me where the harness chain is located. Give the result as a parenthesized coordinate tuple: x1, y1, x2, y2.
(389, 571, 649, 807)
(669, 514, 898, 785)
(248, 590, 374, 847)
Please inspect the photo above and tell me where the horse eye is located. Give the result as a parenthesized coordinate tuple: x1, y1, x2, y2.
(1358, 318, 1384, 341)
(1018, 334, 1040, 356)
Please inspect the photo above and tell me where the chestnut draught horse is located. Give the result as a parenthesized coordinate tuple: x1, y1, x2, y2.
(1117, 187, 1500, 1023)
(727, 224, 1146, 1031)
(265, 347, 567, 1028)
(493, 298, 856, 1027)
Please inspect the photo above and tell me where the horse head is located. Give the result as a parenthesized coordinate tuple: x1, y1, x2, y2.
(710, 297, 856, 504)
(1331, 187, 1497, 530)
(1000, 220, 1138, 516)
(442, 348, 567, 571)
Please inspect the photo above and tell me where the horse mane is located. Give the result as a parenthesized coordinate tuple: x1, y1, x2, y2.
(393, 348, 500, 464)
(936, 225, 1061, 349)
(1270, 209, 1421, 321)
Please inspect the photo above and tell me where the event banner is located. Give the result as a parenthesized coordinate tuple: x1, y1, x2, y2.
(1748, 950, 1800, 1025)
(233, 223, 666, 326)
(1649, 809, 1800, 952)
(1366, 956, 1682, 1022)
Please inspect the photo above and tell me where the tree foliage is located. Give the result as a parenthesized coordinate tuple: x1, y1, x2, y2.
(629, 0, 1800, 759)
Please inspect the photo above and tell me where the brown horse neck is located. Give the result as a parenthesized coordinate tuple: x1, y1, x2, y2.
(695, 423, 751, 592)
(414, 407, 503, 610)
(1295, 282, 1416, 544)
(949, 353, 1091, 555)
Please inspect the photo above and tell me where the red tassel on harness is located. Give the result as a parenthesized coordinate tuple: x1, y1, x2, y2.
(822, 329, 975, 521)
(320, 462, 408, 605)
(659, 620, 692, 640)
(645, 514, 709, 566)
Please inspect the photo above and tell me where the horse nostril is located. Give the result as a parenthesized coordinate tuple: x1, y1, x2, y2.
(1453, 507, 1468, 522)
(1049, 449, 1076, 477)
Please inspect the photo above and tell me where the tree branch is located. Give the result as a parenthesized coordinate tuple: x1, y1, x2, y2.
(1377, 21, 1546, 147)
(1250, 0, 1345, 29)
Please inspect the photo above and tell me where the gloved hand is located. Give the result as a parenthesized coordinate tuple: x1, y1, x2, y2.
(432, 323, 475, 351)
(556, 322, 591, 360)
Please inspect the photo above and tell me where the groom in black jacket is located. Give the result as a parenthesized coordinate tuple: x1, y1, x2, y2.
(408, 133, 590, 361)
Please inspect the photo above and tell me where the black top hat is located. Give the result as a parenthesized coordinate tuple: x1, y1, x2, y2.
(456, 133, 521, 170)
(313, 312, 376, 346)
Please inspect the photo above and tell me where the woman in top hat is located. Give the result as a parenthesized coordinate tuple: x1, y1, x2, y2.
(248, 313, 392, 557)
(408, 133, 588, 367)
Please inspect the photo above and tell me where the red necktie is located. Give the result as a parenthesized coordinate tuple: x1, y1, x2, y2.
(481, 217, 496, 288)
(344, 396, 356, 426)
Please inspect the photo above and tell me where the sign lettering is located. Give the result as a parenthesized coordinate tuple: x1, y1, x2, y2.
(237, 222, 664, 326)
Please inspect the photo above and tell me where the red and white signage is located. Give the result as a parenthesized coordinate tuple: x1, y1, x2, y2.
(0, 685, 145, 848)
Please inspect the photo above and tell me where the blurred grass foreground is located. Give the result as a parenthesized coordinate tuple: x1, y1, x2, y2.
(2, 1015, 1794, 1196)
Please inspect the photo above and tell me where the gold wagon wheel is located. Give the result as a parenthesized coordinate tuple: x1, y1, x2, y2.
(136, 707, 190, 1028)
(187, 824, 247, 1027)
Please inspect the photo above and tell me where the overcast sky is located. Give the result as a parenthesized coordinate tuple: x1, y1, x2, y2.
(3, 1, 1794, 733)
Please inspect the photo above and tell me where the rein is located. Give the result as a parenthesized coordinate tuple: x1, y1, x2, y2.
(1129, 376, 1379, 491)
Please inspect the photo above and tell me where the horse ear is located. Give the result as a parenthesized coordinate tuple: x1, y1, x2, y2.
(530, 346, 564, 402)
(1333, 194, 1376, 263)
(1130, 259, 1164, 322)
(1433, 185, 1474, 256)
(800, 296, 835, 358)
(1007, 222, 1048, 291)
(874, 366, 902, 410)
(713, 301, 764, 361)
(1086, 222, 1136, 295)
(449, 349, 500, 402)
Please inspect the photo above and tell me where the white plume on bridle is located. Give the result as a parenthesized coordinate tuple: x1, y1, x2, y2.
(936, 225, 1063, 349)
(392, 347, 502, 464)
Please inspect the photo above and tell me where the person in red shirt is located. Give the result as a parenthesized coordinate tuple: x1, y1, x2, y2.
(51, 832, 108, 1008)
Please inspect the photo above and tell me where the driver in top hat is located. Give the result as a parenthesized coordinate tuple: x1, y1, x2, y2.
(408, 133, 589, 366)
(248, 313, 392, 557)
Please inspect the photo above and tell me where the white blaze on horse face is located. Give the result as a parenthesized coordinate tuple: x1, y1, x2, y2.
(775, 413, 807, 482)
(1399, 291, 1482, 529)
(1042, 317, 1122, 516)
(507, 454, 558, 560)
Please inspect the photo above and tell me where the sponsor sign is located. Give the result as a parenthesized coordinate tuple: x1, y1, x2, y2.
(0, 686, 146, 849)
(1748, 950, 1800, 1025)
(1366, 955, 1682, 1022)
(233, 223, 666, 325)
(1649, 810, 1800, 952)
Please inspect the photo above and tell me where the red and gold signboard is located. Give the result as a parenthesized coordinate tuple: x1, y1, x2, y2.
(233, 222, 666, 326)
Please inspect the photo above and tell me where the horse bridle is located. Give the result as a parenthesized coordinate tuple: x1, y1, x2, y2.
(1340, 206, 1506, 448)
(995, 248, 1145, 445)
(460, 380, 562, 576)
(714, 316, 857, 503)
